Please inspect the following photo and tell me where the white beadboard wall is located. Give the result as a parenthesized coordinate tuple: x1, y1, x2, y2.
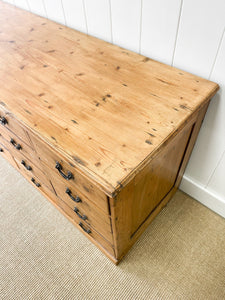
(3, 0, 225, 218)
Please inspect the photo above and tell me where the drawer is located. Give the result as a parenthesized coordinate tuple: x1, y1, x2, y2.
(17, 161, 47, 192)
(0, 105, 31, 146)
(0, 142, 19, 170)
(41, 184, 115, 258)
(44, 163, 113, 243)
(0, 125, 37, 163)
(29, 132, 109, 214)
(13, 153, 53, 191)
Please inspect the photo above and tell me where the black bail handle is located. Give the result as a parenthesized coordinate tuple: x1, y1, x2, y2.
(79, 222, 91, 234)
(10, 138, 22, 150)
(66, 188, 81, 203)
(0, 116, 7, 125)
(31, 177, 41, 187)
(74, 207, 87, 220)
(55, 162, 74, 180)
(21, 160, 32, 171)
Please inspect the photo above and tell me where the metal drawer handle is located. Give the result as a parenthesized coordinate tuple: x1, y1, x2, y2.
(10, 138, 22, 150)
(21, 160, 32, 171)
(0, 116, 7, 125)
(66, 188, 81, 203)
(31, 177, 41, 187)
(74, 207, 87, 220)
(79, 222, 91, 234)
(0, 148, 3, 152)
(55, 162, 74, 180)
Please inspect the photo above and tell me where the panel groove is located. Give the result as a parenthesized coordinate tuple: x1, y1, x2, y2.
(206, 148, 225, 188)
(138, 0, 143, 54)
(208, 28, 225, 80)
(25, 0, 30, 10)
(108, 0, 113, 43)
(42, 0, 48, 18)
(60, 0, 67, 26)
(171, 0, 184, 66)
(82, 0, 88, 34)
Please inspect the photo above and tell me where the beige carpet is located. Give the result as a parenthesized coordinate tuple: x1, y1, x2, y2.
(0, 155, 225, 300)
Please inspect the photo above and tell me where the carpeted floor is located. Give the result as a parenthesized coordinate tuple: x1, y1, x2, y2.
(0, 155, 225, 300)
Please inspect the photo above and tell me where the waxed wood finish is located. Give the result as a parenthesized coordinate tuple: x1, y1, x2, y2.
(29, 131, 109, 213)
(0, 2, 219, 264)
(0, 105, 31, 146)
(0, 2, 219, 195)
(109, 105, 209, 261)
(0, 142, 18, 170)
(42, 163, 113, 244)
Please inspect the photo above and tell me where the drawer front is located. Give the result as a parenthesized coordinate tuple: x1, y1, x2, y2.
(0, 142, 19, 170)
(0, 105, 31, 146)
(0, 125, 37, 163)
(19, 165, 52, 198)
(41, 184, 115, 257)
(44, 163, 113, 243)
(13, 153, 53, 191)
(29, 132, 109, 214)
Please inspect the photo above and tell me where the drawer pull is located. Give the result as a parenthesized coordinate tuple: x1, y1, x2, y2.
(79, 222, 91, 234)
(66, 188, 82, 203)
(0, 148, 3, 152)
(0, 116, 7, 125)
(31, 177, 41, 187)
(55, 162, 74, 180)
(10, 138, 22, 150)
(21, 160, 32, 171)
(74, 207, 87, 220)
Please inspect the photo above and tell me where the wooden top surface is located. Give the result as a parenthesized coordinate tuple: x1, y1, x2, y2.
(0, 2, 219, 195)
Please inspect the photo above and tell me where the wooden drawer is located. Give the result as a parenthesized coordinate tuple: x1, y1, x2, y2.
(13, 153, 53, 192)
(0, 125, 37, 163)
(0, 105, 31, 146)
(44, 163, 113, 243)
(29, 132, 109, 214)
(41, 184, 115, 258)
(0, 142, 19, 170)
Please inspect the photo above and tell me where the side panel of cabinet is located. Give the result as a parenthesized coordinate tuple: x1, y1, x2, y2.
(110, 102, 209, 261)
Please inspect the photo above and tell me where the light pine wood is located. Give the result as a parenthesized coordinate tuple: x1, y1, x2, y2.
(109, 104, 210, 261)
(0, 105, 31, 147)
(0, 2, 219, 195)
(29, 130, 109, 212)
(35, 180, 116, 260)
(0, 124, 37, 163)
(0, 2, 219, 264)
(43, 163, 114, 243)
(0, 142, 19, 170)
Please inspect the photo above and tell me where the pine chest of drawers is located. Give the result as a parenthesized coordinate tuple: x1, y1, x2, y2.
(0, 2, 219, 264)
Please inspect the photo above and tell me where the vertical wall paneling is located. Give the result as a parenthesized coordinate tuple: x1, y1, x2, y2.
(44, 0, 65, 25)
(205, 32, 225, 197)
(62, 0, 87, 33)
(27, 0, 46, 17)
(208, 151, 225, 199)
(14, 0, 29, 10)
(173, 0, 225, 77)
(140, 0, 182, 65)
(110, 0, 142, 53)
(181, 30, 225, 187)
(84, 0, 112, 42)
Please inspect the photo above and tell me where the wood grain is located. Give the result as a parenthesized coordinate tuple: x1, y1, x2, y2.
(0, 3, 220, 264)
(0, 2, 219, 196)
(110, 105, 209, 260)
(43, 163, 114, 243)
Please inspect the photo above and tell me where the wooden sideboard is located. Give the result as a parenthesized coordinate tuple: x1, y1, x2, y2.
(0, 2, 219, 264)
